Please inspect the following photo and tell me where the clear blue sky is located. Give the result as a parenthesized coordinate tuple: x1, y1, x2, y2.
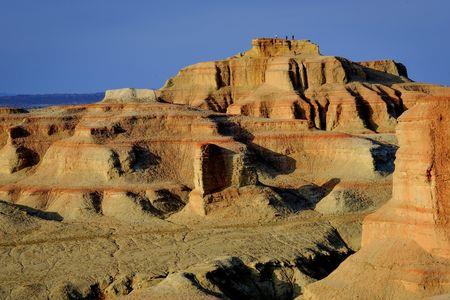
(1, 0, 449, 94)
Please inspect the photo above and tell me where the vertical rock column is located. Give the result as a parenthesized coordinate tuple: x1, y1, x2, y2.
(0, 127, 37, 174)
(302, 97, 450, 300)
(188, 143, 257, 216)
(363, 99, 450, 257)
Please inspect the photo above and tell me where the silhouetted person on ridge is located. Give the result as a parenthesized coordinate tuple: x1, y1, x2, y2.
(292, 35, 295, 40)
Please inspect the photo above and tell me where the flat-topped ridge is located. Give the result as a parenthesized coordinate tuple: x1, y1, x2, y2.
(101, 88, 159, 103)
(244, 38, 320, 57)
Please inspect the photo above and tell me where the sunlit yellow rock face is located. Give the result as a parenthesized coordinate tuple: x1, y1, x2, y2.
(0, 39, 449, 299)
(159, 38, 448, 134)
(303, 97, 450, 300)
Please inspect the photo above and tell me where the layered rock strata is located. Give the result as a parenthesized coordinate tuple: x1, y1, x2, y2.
(0, 99, 389, 298)
(1, 39, 449, 299)
(0, 99, 391, 221)
(159, 38, 448, 133)
(302, 97, 450, 299)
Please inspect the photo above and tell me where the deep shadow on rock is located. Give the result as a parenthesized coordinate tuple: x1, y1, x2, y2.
(0, 200, 63, 221)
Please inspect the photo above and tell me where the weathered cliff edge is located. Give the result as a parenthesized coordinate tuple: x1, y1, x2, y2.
(302, 96, 450, 299)
(159, 38, 448, 133)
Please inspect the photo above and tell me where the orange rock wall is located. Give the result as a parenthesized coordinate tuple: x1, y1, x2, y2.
(363, 97, 450, 257)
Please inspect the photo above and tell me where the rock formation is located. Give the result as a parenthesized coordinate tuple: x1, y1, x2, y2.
(0, 99, 393, 299)
(159, 38, 448, 134)
(302, 96, 450, 299)
(0, 100, 390, 222)
(0, 38, 449, 299)
(101, 88, 158, 103)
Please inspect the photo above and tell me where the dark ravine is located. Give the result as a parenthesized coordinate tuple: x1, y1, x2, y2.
(65, 246, 351, 299)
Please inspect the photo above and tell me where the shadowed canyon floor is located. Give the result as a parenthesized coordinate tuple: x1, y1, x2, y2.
(1, 39, 450, 299)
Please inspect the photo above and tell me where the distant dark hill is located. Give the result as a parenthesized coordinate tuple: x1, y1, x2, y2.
(0, 92, 105, 108)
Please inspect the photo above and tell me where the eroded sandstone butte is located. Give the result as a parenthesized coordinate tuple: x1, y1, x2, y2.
(159, 38, 448, 133)
(0, 39, 449, 299)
